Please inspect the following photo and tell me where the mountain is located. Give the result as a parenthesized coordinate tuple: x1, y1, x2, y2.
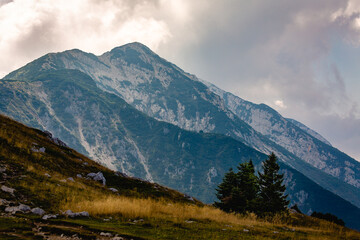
(286, 118, 331, 146)
(1, 114, 359, 239)
(4, 42, 360, 210)
(1, 69, 360, 230)
(203, 80, 360, 198)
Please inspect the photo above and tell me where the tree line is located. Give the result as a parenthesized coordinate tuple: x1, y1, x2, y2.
(214, 152, 346, 227)
(214, 152, 289, 215)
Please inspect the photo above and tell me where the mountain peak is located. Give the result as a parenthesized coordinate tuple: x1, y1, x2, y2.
(109, 42, 157, 57)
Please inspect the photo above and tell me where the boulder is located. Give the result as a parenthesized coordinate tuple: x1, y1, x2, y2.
(0, 198, 10, 206)
(100, 232, 112, 237)
(184, 194, 194, 202)
(43, 130, 68, 147)
(5, 206, 17, 213)
(87, 172, 106, 185)
(1, 185, 15, 194)
(109, 188, 118, 193)
(31, 207, 46, 216)
(64, 209, 89, 218)
(18, 204, 31, 212)
(42, 214, 57, 220)
(31, 147, 46, 153)
(5, 204, 31, 214)
(67, 177, 75, 182)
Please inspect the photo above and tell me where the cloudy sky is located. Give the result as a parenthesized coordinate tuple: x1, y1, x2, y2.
(0, 0, 359, 160)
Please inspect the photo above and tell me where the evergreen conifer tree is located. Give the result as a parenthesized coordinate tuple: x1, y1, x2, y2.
(215, 160, 259, 213)
(235, 160, 259, 213)
(214, 168, 239, 212)
(258, 153, 289, 214)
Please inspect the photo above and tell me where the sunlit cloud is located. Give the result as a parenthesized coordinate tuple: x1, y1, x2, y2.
(274, 100, 287, 109)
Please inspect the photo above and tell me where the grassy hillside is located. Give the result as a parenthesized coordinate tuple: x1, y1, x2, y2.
(0, 115, 359, 239)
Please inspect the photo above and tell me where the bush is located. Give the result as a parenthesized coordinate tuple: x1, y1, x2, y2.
(311, 211, 345, 226)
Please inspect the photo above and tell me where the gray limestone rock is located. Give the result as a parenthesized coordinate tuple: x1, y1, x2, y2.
(31, 207, 46, 216)
(1, 185, 15, 194)
(87, 172, 106, 185)
(42, 214, 57, 220)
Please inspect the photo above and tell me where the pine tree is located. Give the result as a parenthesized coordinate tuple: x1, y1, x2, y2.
(215, 160, 259, 213)
(258, 153, 289, 214)
(214, 168, 239, 212)
(235, 160, 259, 213)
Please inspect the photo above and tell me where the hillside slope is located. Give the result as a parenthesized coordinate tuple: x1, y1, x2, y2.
(1, 70, 360, 230)
(1, 114, 360, 239)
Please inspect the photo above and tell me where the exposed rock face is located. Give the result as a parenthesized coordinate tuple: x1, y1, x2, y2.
(202, 80, 360, 191)
(43, 130, 68, 147)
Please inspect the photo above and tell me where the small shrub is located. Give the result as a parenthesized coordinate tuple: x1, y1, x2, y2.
(311, 211, 345, 226)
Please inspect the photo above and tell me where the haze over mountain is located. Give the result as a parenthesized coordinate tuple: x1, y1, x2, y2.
(1, 43, 360, 229)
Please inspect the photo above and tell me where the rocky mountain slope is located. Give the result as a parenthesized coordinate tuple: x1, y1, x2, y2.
(1, 70, 360, 230)
(204, 80, 360, 188)
(3, 42, 360, 210)
(1, 114, 359, 239)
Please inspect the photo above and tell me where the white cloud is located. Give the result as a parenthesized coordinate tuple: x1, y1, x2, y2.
(0, 0, 174, 77)
(274, 100, 287, 109)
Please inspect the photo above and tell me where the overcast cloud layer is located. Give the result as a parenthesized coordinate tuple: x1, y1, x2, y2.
(0, 0, 359, 160)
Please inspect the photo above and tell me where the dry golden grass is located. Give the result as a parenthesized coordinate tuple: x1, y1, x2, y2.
(62, 195, 260, 225)
(63, 195, 360, 240)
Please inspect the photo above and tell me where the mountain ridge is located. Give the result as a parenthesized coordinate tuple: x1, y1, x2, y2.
(4, 42, 360, 208)
(202, 79, 360, 188)
(1, 42, 360, 227)
(1, 68, 360, 229)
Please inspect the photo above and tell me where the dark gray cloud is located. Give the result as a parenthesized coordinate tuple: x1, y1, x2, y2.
(157, 0, 360, 160)
(0, 0, 12, 6)
(307, 109, 360, 160)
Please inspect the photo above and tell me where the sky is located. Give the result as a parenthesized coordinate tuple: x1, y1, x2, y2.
(0, 0, 359, 161)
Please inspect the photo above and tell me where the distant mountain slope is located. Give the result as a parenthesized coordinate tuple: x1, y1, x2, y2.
(4, 42, 360, 210)
(286, 118, 331, 146)
(1, 70, 360, 230)
(203, 80, 360, 188)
